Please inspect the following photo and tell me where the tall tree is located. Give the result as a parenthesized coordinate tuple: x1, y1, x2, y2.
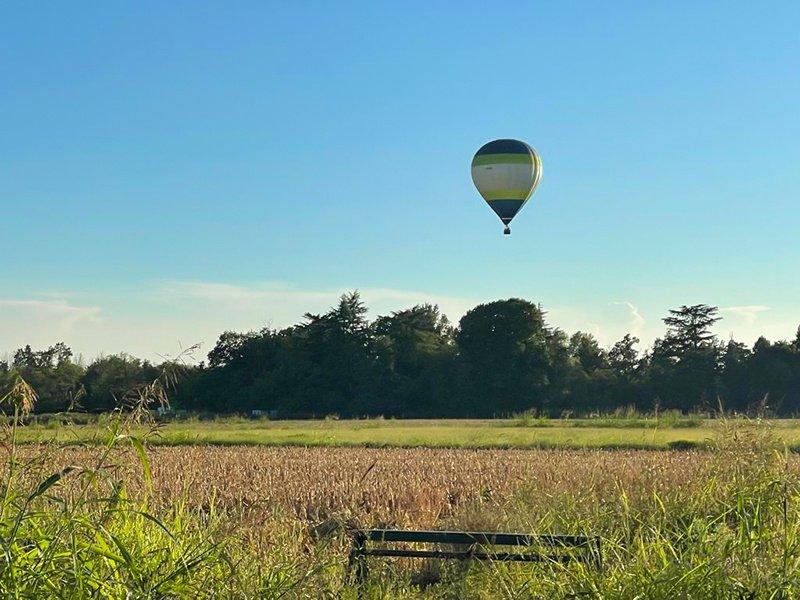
(207, 331, 259, 368)
(456, 299, 551, 416)
(650, 304, 722, 410)
(373, 304, 455, 416)
(661, 305, 721, 354)
(747, 337, 800, 413)
(82, 354, 159, 411)
(609, 334, 640, 380)
(293, 291, 380, 416)
(719, 339, 751, 411)
(11, 343, 84, 412)
(569, 332, 608, 373)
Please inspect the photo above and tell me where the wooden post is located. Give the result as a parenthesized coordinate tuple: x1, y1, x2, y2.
(347, 530, 368, 595)
(593, 537, 603, 570)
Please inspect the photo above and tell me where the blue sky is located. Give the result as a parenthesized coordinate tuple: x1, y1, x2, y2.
(2, 1, 799, 360)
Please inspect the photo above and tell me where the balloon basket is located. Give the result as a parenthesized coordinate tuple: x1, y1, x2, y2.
(503, 227, 511, 235)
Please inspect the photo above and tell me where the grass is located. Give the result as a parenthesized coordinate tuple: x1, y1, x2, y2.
(7, 418, 800, 598)
(13, 415, 800, 450)
(6, 374, 800, 597)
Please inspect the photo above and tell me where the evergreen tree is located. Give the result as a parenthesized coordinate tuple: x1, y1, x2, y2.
(609, 334, 640, 380)
(650, 305, 722, 410)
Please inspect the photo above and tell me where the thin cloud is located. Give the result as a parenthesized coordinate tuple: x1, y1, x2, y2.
(720, 305, 771, 325)
(0, 298, 101, 326)
(159, 281, 481, 326)
(1, 286, 793, 363)
(0, 298, 103, 351)
(158, 281, 334, 312)
(614, 301, 645, 336)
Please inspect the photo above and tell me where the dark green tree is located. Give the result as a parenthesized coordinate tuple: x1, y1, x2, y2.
(82, 354, 159, 411)
(661, 305, 721, 353)
(649, 304, 722, 410)
(11, 343, 84, 412)
(569, 332, 608, 373)
(207, 331, 259, 368)
(564, 332, 618, 413)
(746, 337, 800, 414)
(196, 327, 290, 412)
(373, 304, 455, 416)
(719, 339, 751, 411)
(292, 291, 381, 416)
(456, 299, 552, 416)
(609, 334, 640, 380)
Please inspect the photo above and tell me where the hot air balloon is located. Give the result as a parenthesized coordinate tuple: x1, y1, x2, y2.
(471, 139, 542, 235)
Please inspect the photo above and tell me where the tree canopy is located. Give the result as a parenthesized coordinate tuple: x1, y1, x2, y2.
(3, 295, 800, 417)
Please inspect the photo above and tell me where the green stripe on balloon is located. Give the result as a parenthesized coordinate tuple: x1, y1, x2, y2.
(471, 138, 541, 232)
(480, 188, 532, 201)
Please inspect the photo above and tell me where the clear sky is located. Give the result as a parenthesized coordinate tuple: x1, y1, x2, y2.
(2, 1, 799, 361)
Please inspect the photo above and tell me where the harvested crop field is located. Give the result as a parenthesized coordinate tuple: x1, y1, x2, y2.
(44, 446, 725, 525)
(10, 422, 800, 597)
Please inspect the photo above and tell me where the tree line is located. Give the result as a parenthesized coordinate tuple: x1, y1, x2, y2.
(3, 292, 800, 417)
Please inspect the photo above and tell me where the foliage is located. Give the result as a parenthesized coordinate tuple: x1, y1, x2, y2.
(648, 304, 723, 411)
(5, 372, 800, 597)
(455, 299, 553, 416)
(81, 353, 160, 411)
(4, 343, 83, 413)
(5, 294, 800, 417)
(8, 410, 800, 597)
(0, 374, 337, 598)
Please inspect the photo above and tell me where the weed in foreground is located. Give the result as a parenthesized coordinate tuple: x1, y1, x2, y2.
(3, 371, 800, 598)
(0, 370, 337, 599)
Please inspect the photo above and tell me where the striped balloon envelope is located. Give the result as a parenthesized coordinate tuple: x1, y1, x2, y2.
(471, 139, 542, 234)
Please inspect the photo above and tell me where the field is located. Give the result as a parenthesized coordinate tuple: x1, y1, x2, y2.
(16, 415, 800, 450)
(4, 410, 800, 598)
(42, 445, 711, 526)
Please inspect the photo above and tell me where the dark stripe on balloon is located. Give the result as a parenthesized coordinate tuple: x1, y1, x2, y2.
(475, 139, 531, 156)
(487, 199, 524, 220)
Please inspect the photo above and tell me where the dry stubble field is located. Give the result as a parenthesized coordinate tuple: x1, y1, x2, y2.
(9, 422, 800, 598)
(47, 446, 715, 527)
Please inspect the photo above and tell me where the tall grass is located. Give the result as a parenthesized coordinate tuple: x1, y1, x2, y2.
(0, 371, 342, 598)
(415, 418, 800, 599)
(3, 369, 800, 598)
(512, 408, 706, 429)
